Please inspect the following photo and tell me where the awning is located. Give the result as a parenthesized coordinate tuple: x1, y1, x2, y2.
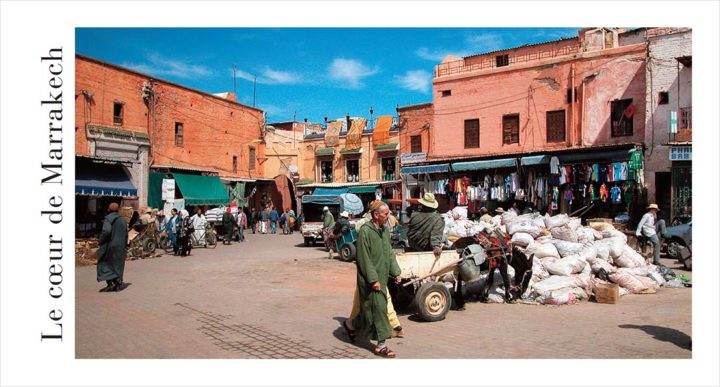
(172, 173, 229, 205)
(374, 142, 399, 152)
(313, 187, 349, 195)
(76, 160, 137, 197)
(347, 185, 378, 194)
(452, 158, 516, 171)
(400, 163, 450, 174)
(148, 172, 166, 209)
(315, 147, 335, 156)
(301, 195, 343, 205)
(339, 148, 362, 155)
(557, 149, 632, 163)
(520, 155, 550, 166)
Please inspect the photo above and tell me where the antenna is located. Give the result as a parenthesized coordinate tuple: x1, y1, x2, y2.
(232, 64, 237, 96)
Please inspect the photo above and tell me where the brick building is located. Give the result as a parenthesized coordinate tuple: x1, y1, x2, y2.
(620, 28, 692, 221)
(75, 54, 267, 230)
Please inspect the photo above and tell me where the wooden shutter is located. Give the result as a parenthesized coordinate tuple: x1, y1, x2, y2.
(464, 119, 479, 148)
(546, 110, 566, 142)
(175, 122, 184, 147)
(502, 114, 519, 144)
(410, 135, 422, 153)
(249, 146, 256, 170)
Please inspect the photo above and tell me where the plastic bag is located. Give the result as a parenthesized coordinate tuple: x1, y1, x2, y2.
(648, 271, 666, 286)
(511, 232, 535, 247)
(551, 239, 585, 257)
(544, 214, 570, 229)
(545, 254, 587, 276)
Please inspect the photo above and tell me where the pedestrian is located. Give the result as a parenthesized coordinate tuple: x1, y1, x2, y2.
(178, 209, 193, 256)
(222, 207, 235, 245)
(260, 207, 269, 234)
(636, 204, 667, 265)
(407, 193, 445, 257)
(249, 208, 258, 234)
(322, 206, 335, 248)
(237, 208, 247, 242)
(492, 207, 505, 226)
(346, 201, 401, 358)
(190, 207, 207, 247)
(287, 208, 296, 234)
(163, 208, 179, 255)
(96, 203, 129, 292)
(269, 206, 279, 234)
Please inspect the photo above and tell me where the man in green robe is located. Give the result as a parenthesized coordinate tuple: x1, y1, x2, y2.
(97, 202, 128, 292)
(407, 193, 445, 256)
(352, 201, 401, 357)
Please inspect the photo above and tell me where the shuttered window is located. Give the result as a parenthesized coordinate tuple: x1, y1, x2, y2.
(174, 122, 184, 147)
(611, 99, 634, 137)
(248, 146, 256, 170)
(502, 114, 520, 145)
(410, 135, 422, 153)
(546, 110, 566, 143)
(464, 119, 480, 148)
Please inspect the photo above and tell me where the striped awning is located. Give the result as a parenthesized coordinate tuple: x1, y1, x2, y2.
(400, 163, 450, 174)
(452, 158, 516, 171)
(76, 159, 137, 197)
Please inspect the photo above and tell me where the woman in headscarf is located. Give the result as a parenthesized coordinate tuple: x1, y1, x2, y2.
(222, 207, 235, 245)
(178, 209, 193, 256)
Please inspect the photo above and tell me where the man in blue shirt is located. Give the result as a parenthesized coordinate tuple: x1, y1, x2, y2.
(269, 207, 279, 234)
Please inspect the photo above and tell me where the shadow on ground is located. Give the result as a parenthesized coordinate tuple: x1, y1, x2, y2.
(618, 324, 691, 351)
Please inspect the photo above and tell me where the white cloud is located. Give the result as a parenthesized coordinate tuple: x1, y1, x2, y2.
(232, 66, 304, 85)
(394, 70, 432, 94)
(415, 47, 469, 62)
(328, 58, 379, 89)
(123, 53, 211, 79)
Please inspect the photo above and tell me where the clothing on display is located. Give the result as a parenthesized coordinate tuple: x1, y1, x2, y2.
(610, 185, 622, 204)
(599, 183, 609, 202)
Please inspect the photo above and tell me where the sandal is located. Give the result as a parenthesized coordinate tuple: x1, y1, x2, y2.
(391, 327, 405, 338)
(342, 320, 356, 342)
(374, 346, 396, 358)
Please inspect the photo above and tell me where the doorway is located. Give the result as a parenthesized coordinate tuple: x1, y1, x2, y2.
(655, 172, 671, 224)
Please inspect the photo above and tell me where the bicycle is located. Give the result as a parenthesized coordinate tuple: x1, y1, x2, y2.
(190, 224, 218, 248)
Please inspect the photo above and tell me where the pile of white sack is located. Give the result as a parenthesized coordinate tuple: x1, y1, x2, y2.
(442, 207, 673, 305)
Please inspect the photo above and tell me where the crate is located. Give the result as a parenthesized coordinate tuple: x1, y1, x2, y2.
(593, 282, 619, 304)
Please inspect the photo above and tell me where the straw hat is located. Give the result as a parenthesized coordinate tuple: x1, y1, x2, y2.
(647, 204, 659, 210)
(495, 207, 505, 214)
(418, 193, 439, 209)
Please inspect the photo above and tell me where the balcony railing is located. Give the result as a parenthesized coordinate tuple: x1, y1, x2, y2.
(435, 44, 581, 77)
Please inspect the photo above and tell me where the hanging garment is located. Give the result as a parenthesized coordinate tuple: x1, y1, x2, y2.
(550, 156, 560, 174)
(510, 173, 520, 193)
(623, 181, 635, 205)
(598, 164, 608, 183)
(592, 164, 600, 182)
(599, 183, 609, 202)
(629, 150, 643, 170)
(613, 162, 623, 181)
(619, 162, 628, 181)
(607, 163, 615, 182)
(610, 185, 622, 203)
(559, 166, 567, 185)
(551, 187, 559, 210)
(580, 183, 587, 198)
(585, 164, 593, 183)
(564, 186, 575, 203)
(588, 184, 597, 201)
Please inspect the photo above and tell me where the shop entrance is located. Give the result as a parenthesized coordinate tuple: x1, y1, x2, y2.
(655, 172, 672, 224)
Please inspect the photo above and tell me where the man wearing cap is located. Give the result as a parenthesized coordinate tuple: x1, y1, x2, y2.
(492, 207, 505, 226)
(636, 204, 667, 265)
(97, 203, 128, 292)
(407, 193, 445, 257)
(479, 207, 493, 224)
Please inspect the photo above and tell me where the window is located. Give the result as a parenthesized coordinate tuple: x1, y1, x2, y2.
(232, 155, 238, 173)
(381, 157, 396, 181)
(410, 135, 422, 153)
(174, 122, 184, 147)
(566, 87, 578, 104)
(611, 99, 634, 137)
(441, 90, 452, 97)
(546, 110, 566, 143)
(658, 91, 669, 105)
(345, 159, 360, 182)
(496, 54, 509, 67)
(113, 102, 124, 126)
(502, 114, 520, 145)
(464, 119, 480, 149)
(320, 160, 333, 182)
(248, 146, 256, 170)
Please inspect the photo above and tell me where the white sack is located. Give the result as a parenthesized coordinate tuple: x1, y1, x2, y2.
(595, 243, 611, 262)
(537, 287, 586, 305)
(648, 272, 667, 286)
(618, 266, 649, 277)
(534, 243, 560, 259)
(579, 246, 598, 264)
(500, 212, 518, 225)
(594, 237, 625, 259)
(591, 259, 617, 274)
(545, 254, 587, 276)
(589, 222, 616, 232)
(550, 226, 579, 243)
(609, 272, 649, 293)
(511, 232, 535, 247)
(622, 245, 647, 267)
(532, 258, 550, 280)
(602, 229, 628, 243)
(567, 217, 582, 231)
(532, 275, 578, 295)
(551, 239, 586, 257)
(451, 206, 468, 220)
(544, 214, 570, 229)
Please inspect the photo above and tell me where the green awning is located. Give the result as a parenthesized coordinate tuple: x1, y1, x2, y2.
(316, 147, 335, 156)
(452, 158, 516, 171)
(340, 148, 362, 154)
(347, 185, 378, 194)
(374, 142, 399, 151)
(148, 172, 166, 209)
(172, 173, 230, 205)
(520, 155, 550, 166)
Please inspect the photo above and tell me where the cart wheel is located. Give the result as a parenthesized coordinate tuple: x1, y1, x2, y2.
(304, 238, 311, 247)
(206, 232, 217, 249)
(340, 243, 356, 262)
(142, 238, 157, 253)
(415, 282, 451, 322)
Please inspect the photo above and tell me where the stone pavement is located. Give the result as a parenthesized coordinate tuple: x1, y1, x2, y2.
(76, 231, 692, 359)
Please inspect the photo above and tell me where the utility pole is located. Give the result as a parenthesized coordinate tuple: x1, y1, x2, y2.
(232, 64, 237, 96)
(253, 75, 257, 107)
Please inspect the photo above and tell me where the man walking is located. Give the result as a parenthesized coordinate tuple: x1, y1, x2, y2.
(348, 201, 401, 358)
(269, 206, 279, 234)
(249, 208, 258, 234)
(97, 203, 129, 292)
(260, 207, 269, 234)
(237, 208, 247, 242)
(190, 207, 207, 247)
(222, 207, 235, 245)
(163, 208, 179, 255)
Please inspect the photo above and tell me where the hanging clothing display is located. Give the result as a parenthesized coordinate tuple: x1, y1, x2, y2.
(599, 183, 609, 202)
(610, 185, 622, 204)
(550, 156, 560, 174)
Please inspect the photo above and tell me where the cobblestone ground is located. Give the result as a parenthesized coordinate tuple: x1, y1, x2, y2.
(76, 231, 692, 359)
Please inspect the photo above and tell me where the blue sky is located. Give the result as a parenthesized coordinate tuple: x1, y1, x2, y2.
(76, 27, 580, 124)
